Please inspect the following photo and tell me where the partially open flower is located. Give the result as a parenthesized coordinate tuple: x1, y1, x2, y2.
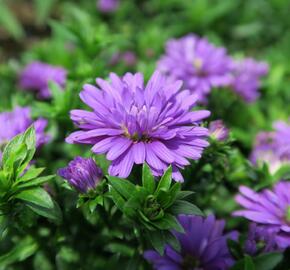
(58, 157, 103, 193)
(209, 120, 229, 141)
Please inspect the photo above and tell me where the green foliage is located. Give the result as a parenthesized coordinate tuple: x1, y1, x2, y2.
(108, 164, 202, 254)
(0, 127, 61, 223)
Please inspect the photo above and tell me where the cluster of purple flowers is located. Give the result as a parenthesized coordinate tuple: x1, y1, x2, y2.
(250, 119, 290, 173)
(158, 34, 268, 103)
(234, 181, 290, 249)
(0, 107, 50, 159)
(144, 215, 238, 270)
(66, 71, 210, 182)
(19, 61, 67, 99)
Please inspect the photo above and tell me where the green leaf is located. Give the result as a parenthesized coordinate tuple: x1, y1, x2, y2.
(16, 175, 54, 189)
(0, 1, 24, 40)
(253, 252, 283, 270)
(244, 255, 255, 270)
(123, 188, 148, 218)
(164, 231, 181, 252)
(0, 236, 38, 267)
(110, 188, 125, 211)
(14, 187, 53, 209)
(33, 0, 55, 25)
(170, 200, 203, 216)
(25, 200, 62, 223)
(107, 176, 136, 199)
(146, 230, 166, 255)
(155, 166, 172, 195)
(18, 167, 45, 182)
(142, 163, 155, 193)
(2, 126, 36, 177)
(176, 190, 194, 200)
(152, 213, 184, 233)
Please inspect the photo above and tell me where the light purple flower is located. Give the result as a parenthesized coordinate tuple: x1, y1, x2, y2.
(234, 181, 290, 249)
(97, 0, 119, 13)
(19, 61, 67, 99)
(245, 223, 279, 255)
(209, 120, 229, 141)
(0, 107, 50, 159)
(158, 34, 232, 103)
(230, 58, 268, 102)
(66, 71, 210, 181)
(144, 215, 237, 270)
(250, 120, 290, 173)
(58, 157, 103, 193)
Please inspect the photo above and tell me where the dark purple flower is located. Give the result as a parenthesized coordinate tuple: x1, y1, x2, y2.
(58, 157, 103, 193)
(19, 61, 67, 99)
(158, 34, 232, 103)
(230, 58, 268, 102)
(245, 223, 279, 255)
(144, 215, 237, 270)
(97, 0, 119, 13)
(234, 181, 290, 249)
(0, 107, 50, 158)
(250, 120, 290, 173)
(209, 120, 229, 141)
(66, 71, 210, 181)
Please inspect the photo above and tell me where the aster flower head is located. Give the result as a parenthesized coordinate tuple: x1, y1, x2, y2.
(0, 107, 50, 159)
(144, 215, 237, 270)
(209, 120, 229, 141)
(66, 71, 210, 182)
(158, 34, 232, 103)
(58, 157, 103, 193)
(234, 181, 290, 249)
(97, 0, 119, 13)
(250, 120, 290, 173)
(19, 61, 67, 99)
(245, 223, 278, 255)
(230, 58, 268, 102)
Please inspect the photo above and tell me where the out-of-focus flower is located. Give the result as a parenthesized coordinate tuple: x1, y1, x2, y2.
(158, 34, 232, 103)
(66, 71, 210, 181)
(0, 107, 50, 159)
(250, 120, 290, 173)
(109, 51, 137, 67)
(58, 157, 103, 193)
(144, 215, 237, 270)
(234, 181, 290, 249)
(209, 120, 229, 141)
(245, 223, 279, 255)
(97, 0, 119, 13)
(19, 61, 67, 99)
(230, 58, 268, 102)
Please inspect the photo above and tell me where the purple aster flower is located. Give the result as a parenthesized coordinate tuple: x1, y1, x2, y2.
(144, 215, 237, 270)
(209, 120, 229, 141)
(0, 107, 50, 159)
(19, 61, 67, 99)
(58, 157, 103, 193)
(97, 0, 119, 13)
(250, 120, 290, 173)
(234, 181, 290, 249)
(66, 71, 210, 181)
(229, 58, 268, 102)
(158, 34, 232, 103)
(245, 223, 279, 255)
